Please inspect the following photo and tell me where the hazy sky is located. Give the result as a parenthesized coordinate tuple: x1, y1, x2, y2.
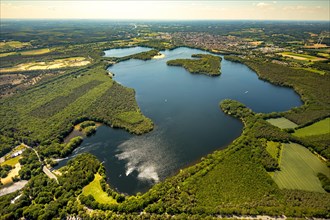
(1, 0, 329, 20)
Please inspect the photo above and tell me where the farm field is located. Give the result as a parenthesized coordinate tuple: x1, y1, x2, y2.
(294, 67, 325, 75)
(0, 48, 51, 57)
(293, 118, 330, 137)
(20, 48, 51, 56)
(317, 52, 330, 58)
(272, 142, 329, 193)
(0, 41, 31, 52)
(82, 173, 117, 204)
(0, 57, 90, 73)
(279, 52, 326, 61)
(266, 117, 298, 129)
(0, 52, 16, 58)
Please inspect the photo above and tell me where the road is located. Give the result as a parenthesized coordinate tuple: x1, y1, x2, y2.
(43, 166, 59, 184)
(24, 143, 59, 184)
(0, 180, 28, 196)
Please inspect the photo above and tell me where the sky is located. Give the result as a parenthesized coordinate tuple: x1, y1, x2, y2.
(1, 0, 329, 21)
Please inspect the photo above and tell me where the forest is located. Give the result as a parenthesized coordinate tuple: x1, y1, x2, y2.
(167, 54, 221, 76)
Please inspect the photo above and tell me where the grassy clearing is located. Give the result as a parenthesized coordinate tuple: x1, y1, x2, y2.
(266, 117, 298, 129)
(0, 41, 31, 52)
(0, 163, 21, 185)
(294, 67, 325, 75)
(272, 142, 329, 193)
(280, 52, 326, 61)
(115, 111, 145, 125)
(20, 48, 51, 56)
(1, 156, 21, 167)
(293, 118, 330, 137)
(0, 52, 16, 58)
(266, 141, 281, 161)
(317, 52, 330, 58)
(0, 57, 90, 73)
(82, 173, 117, 204)
(0, 48, 51, 57)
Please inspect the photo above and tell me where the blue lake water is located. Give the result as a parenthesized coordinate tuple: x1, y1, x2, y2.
(57, 47, 302, 195)
(103, 46, 152, 57)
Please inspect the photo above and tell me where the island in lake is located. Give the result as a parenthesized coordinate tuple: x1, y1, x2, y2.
(167, 54, 222, 76)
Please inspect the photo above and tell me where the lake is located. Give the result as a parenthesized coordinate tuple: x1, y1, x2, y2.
(57, 47, 302, 195)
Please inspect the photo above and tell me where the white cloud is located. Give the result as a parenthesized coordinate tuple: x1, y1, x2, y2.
(256, 2, 269, 8)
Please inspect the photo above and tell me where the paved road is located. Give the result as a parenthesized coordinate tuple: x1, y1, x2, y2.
(25, 144, 59, 184)
(42, 166, 59, 184)
(0, 180, 28, 196)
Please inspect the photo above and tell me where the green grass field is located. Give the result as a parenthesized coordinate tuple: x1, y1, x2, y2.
(0, 48, 51, 57)
(0, 41, 31, 51)
(317, 52, 330, 58)
(20, 48, 51, 56)
(294, 118, 330, 137)
(294, 67, 325, 75)
(266, 117, 298, 129)
(280, 52, 326, 61)
(272, 142, 329, 193)
(82, 173, 117, 204)
(1, 156, 21, 167)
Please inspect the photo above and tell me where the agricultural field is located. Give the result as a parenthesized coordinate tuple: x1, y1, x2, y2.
(272, 142, 329, 193)
(0, 52, 16, 58)
(0, 41, 31, 52)
(294, 67, 325, 75)
(279, 52, 326, 62)
(293, 118, 330, 137)
(317, 52, 330, 58)
(266, 117, 298, 129)
(0, 57, 90, 73)
(82, 173, 117, 204)
(0, 48, 51, 57)
(20, 48, 51, 56)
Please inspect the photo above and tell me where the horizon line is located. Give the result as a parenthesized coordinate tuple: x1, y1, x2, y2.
(1, 18, 330, 22)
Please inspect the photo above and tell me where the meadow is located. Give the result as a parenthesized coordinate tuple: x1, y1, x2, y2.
(82, 173, 117, 204)
(280, 52, 326, 61)
(272, 142, 329, 193)
(0, 48, 51, 58)
(294, 118, 330, 137)
(0, 41, 32, 52)
(266, 141, 281, 160)
(266, 117, 298, 129)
